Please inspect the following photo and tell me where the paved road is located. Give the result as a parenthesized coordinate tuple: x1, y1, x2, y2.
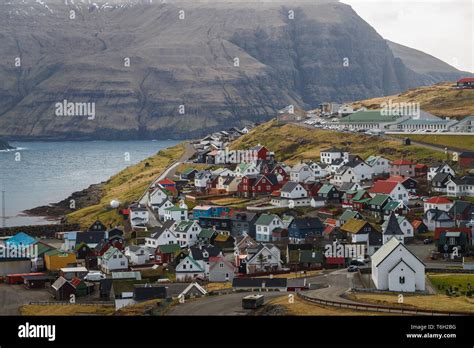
(168, 291, 287, 316)
(0, 284, 52, 315)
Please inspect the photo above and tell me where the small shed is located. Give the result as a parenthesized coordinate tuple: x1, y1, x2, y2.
(51, 276, 76, 301)
(70, 277, 92, 297)
(403, 138, 411, 146)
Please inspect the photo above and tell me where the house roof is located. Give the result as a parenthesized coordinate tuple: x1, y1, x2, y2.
(165, 206, 187, 212)
(51, 276, 70, 291)
(371, 237, 425, 268)
(411, 220, 424, 230)
(318, 184, 335, 194)
(178, 256, 204, 272)
(255, 214, 280, 226)
(383, 200, 406, 212)
(425, 196, 452, 204)
(391, 159, 415, 166)
(289, 217, 323, 231)
(383, 213, 404, 235)
(431, 172, 452, 183)
(149, 220, 175, 239)
(281, 181, 302, 193)
(341, 219, 369, 234)
(174, 220, 195, 233)
(340, 110, 401, 124)
(198, 228, 216, 239)
(158, 243, 181, 254)
(102, 247, 121, 261)
(339, 210, 360, 222)
(368, 194, 391, 207)
(449, 201, 472, 215)
(190, 245, 221, 260)
(6, 232, 36, 247)
(388, 259, 415, 274)
(369, 180, 398, 194)
(76, 231, 106, 245)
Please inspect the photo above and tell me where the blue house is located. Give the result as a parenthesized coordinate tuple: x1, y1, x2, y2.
(288, 218, 324, 243)
(6, 232, 37, 248)
(193, 205, 230, 219)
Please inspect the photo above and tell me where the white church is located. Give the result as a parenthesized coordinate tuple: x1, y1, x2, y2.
(371, 237, 425, 292)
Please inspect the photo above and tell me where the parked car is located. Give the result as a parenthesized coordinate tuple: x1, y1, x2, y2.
(84, 271, 106, 281)
(347, 265, 359, 272)
(350, 259, 365, 266)
(423, 238, 433, 245)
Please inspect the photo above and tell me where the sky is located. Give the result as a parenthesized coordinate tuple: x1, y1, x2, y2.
(341, 0, 474, 73)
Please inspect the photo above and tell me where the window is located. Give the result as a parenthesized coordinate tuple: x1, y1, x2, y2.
(399, 276, 405, 284)
(219, 263, 224, 268)
(120, 261, 125, 266)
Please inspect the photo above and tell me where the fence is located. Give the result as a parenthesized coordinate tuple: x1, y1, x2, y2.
(29, 301, 114, 307)
(296, 292, 472, 316)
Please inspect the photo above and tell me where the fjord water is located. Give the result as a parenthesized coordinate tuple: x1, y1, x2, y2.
(0, 140, 179, 227)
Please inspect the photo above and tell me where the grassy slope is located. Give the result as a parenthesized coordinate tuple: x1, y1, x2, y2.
(67, 143, 186, 228)
(351, 82, 474, 119)
(393, 134, 474, 152)
(231, 120, 446, 165)
(428, 274, 474, 294)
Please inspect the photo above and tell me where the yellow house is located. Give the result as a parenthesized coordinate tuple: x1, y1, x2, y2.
(44, 249, 77, 271)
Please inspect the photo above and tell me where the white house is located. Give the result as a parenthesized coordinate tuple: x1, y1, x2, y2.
(382, 213, 405, 244)
(446, 176, 474, 198)
(382, 215, 414, 239)
(255, 214, 283, 242)
(371, 237, 425, 292)
(173, 220, 201, 247)
(331, 159, 374, 186)
(280, 182, 308, 199)
(145, 221, 178, 248)
(157, 199, 174, 221)
(194, 170, 212, 190)
(427, 163, 456, 181)
(320, 148, 349, 165)
(124, 245, 148, 265)
(307, 161, 329, 178)
(175, 255, 205, 282)
(245, 244, 282, 274)
(148, 186, 168, 211)
(289, 163, 314, 182)
(164, 205, 188, 222)
(234, 163, 259, 177)
(423, 196, 453, 213)
(99, 247, 128, 274)
(369, 180, 409, 204)
(129, 204, 149, 227)
(366, 155, 390, 175)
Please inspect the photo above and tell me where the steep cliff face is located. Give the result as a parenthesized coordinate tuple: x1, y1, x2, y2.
(0, 0, 468, 140)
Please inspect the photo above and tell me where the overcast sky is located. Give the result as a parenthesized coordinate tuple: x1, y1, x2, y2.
(341, 0, 473, 73)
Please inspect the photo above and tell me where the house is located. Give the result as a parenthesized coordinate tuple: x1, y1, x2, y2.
(288, 217, 324, 243)
(198, 215, 232, 234)
(175, 255, 205, 282)
(307, 161, 328, 178)
(411, 220, 429, 234)
(386, 176, 418, 193)
(448, 201, 474, 222)
(446, 175, 474, 197)
(437, 231, 470, 254)
(382, 213, 405, 244)
(235, 163, 259, 177)
(216, 175, 240, 193)
(154, 243, 180, 265)
(342, 189, 371, 210)
(75, 231, 106, 249)
(381, 215, 413, 240)
(458, 151, 474, 168)
(99, 247, 128, 274)
(232, 277, 287, 291)
(133, 284, 167, 302)
(255, 214, 283, 242)
(148, 186, 169, 211)
(125, 246, 149, 265)
(367, 194, 392, 217)
(424, 197, 453, 213)
(369, 180, 409, 204)
(212, 234, 235, 252)
(193, 205, 230, 219)
(164, 205, 188, 222)
(382, 200, 409, 218)
(331, 158, 374, 186)
(180, 167, 198, 181)
(415, 164, 428, 178)
(423, 209, 455, 231)
(156, 199, 174, 221)
(145, 221, 178, 248)
(249, 144, 270, 161)
(230, 211, 258, 238)
(456, 77, 474, 89)
(237, 174, 280, 198)
(194, 170, 212, 190)
(189, 245, 222, 276)
(427, 163, 456, 181)
(317, 184, 341, 203)
(173, 220, 201, 247)
(389, 159, 415, 177)
(60, 266, 88, 280)
(244, 244, 282, 274)
(371, 237, 425, 292)
(340, 219, 379, 244)
(51, 277, 76, 301)
(430, 172, 455, 193)
(366, 155, 390, 175)
(339, 209, 362, 225)
(281, 181, 308, 199)
(129, 203, 149, 227)
(44, 250, 77, 271)
(209, 255, 235, 282)
(320, 148, 349, 165)
(197, 228, 217, 245)
(289, 163, 314, 182)
(5, 232, 36, 248)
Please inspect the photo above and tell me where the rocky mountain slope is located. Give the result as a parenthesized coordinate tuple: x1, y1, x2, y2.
(0, 0, 469, 140)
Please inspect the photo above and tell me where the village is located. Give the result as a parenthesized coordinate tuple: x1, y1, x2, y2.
(1, 116, 474, 316)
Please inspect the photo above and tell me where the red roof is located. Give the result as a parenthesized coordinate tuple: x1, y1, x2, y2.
(425, 196, 452, 204)
(458, 78, 474, 83)
(391, 159, 414, 166)
(415, 163, 427, 169)
(70, 277, 82, 287)
(411, 220, 423, 229)
(271, 190, 281, 197)
(386, 175, 405, 183)
(159, 178, 176, 186)
(323, 226, 336, 235)
(369, 180, 399, 194)
(325, 218, 338, 227)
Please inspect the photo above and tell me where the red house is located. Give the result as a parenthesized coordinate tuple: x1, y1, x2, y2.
(155, 244, 180, 265)
(158, 178, 176, 189)
(303, 181, 323, 197)
(456, 77, 474, 89)
(434, 227, 472, 242)
(237, 174, 280, 198)
(415, 164, 428, 178)
(270, 164, 289, 181)
(250, 145, 270, 161)
(459, 152, 474, 168)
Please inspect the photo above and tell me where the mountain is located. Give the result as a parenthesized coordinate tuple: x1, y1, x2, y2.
(0, 139, 15, 151)
(0, 0, 469, 140)
(352, 82, 474, 119)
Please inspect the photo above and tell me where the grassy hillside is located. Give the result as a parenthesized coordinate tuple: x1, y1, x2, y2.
(231, 120, 446, 165)
(351, 82, 474, 119)
(67, 143, 186, 228)
(393, 134, 474, 152)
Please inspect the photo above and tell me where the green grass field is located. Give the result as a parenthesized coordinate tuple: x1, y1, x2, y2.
(393, 134, 474, 152)
(428, 274, 474, 294)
